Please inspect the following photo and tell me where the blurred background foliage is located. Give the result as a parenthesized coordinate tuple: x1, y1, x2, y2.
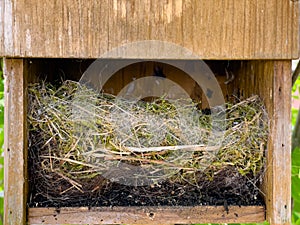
(292, 60, 300, 225)
(0, 60, 298, 225)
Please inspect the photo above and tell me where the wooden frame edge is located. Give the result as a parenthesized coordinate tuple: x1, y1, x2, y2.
(4, 58, 27, 224)
(28, 206, 265, 224)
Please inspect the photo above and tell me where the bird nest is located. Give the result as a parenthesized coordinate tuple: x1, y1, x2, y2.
(28, 80, 268, 207)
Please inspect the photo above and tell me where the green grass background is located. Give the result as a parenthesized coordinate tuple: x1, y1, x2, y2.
(0, 60, 298, 224)
(292, 73, 300, 225)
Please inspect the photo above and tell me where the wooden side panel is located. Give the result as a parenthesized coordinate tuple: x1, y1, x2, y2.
(103, 61, 200, 99)
(232, 61, 292, 225)
(0, 0, 299, 59)
(102, 61, 232, 108)
(28, 206, 265, 224)
(3, 59, 27, 225)
(268, 61, 292, 225)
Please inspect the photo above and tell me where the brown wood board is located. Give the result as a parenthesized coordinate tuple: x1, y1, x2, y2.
(28, 206, 265, 224)
(3, 59, 28, 225)
(0, 0, 299, 59)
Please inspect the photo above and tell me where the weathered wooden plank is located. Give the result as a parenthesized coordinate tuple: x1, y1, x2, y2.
(231, 60, 292, 225)
(268, 61, 292, 225)
(291, 0, 300, 57)
(3, 59, 27, 225)
(0, 0, 298, 59)
(28, 206, 265, 224)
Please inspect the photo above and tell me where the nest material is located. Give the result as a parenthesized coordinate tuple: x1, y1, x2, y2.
(28, 80, 268, 207)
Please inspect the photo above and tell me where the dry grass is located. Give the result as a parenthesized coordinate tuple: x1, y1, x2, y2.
(28, 80, 268, 206)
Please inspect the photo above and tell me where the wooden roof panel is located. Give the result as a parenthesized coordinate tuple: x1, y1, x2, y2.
(0, 0, 299, 59)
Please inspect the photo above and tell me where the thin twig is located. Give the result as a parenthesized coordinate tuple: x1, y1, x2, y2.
(124, 144, 220, 153)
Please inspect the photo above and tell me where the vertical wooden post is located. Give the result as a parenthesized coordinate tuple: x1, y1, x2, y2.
(3, 59, 27, 225)
(267, 61, 291, 225)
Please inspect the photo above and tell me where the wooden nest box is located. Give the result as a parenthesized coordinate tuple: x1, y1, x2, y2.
(1, 1, 299, 225)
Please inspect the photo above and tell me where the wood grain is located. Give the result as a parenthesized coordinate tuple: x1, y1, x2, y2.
(0, 0, 299, 59)
(3, 59, 27, 225)
(28, 206, 265, 224)
(268, 61, 292, 225)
